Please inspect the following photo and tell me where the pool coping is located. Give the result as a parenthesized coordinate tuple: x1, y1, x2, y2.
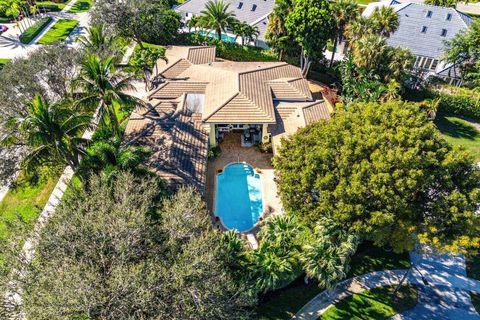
(212, 161, 266, 234)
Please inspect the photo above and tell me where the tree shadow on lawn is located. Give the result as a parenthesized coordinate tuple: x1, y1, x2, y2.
(71, 1, 90, 10)
(435, 114, 479, 140)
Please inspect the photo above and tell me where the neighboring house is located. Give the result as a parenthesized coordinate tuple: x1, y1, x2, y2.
(362, 0, 474, 84)
(124, 46, 332, 191)
(174, 0, 272, 47)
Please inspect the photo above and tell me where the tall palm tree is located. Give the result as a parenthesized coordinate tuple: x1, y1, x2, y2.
(260, 215, 302, 250)
(187, 15, 199, 33)
(330, 0, 359, 67)
(352, 33, 387, 70)
(370, 6, 399, 38)
(72, 54, 142, 138)
(344, 16, 373, 45)
(199, 0, 238, 42)
(265, 0, 295, 60)
(78, 24, 120, 61)
(1, 94, 90, 171)
(251, 247, 296, 292)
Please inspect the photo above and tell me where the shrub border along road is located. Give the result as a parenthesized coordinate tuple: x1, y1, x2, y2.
(19, 17, 53, 44)
(37, 19, 79, 45)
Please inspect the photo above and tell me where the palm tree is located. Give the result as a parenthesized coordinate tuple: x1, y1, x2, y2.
(234, 22, 259, 46)
(344, 16, 373, 45)
(129, 47, 167, 91)
(187, 15, 199, 33)
(330, 0, 359, 67)
(72, 54, 142, 138)
(260, 215, 302, 251)
(251, 247, 296, 292)
(199, 0, 238, 42)
(1, 94, 90, 172)
(78, 139, 150, 178)
(77, 24, 120, 61)
(370, 6, 399, 38)
(352, 33, 387, 70)
(300, 217, 358, 289)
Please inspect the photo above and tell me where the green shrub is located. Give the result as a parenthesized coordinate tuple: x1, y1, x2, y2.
(208, 145, 221, 159)
(19, 17, 53, 44)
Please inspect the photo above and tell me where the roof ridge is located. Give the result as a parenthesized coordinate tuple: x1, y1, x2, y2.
(238, 62, 289, 76)
(202, 92, 241, 121)
(147, 82, 170, 99)
(159, 58, 189, 76)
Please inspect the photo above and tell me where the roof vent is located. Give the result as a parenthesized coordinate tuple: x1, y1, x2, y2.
(251, 4, 257, 11)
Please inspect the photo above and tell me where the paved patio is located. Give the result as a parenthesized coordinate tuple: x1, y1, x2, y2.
(206, 132, 283, 230)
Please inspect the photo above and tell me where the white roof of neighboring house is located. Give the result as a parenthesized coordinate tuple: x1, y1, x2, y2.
(175, 0, 274, 40)
(363, 1, 473, 59)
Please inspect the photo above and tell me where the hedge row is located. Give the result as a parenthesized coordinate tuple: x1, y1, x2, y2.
(436, 91, 480, 120)
(19, 17, 53, 44)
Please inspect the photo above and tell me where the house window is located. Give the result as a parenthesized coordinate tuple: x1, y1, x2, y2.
(441, 29, 448, 37)
(421, 26, 428, 33)
(424, 58, 433, 69)
(446, 13, 452, 20)
(251, 4, 257, 11)
(414, 56, 422, 67)
(426, 10, 432, 18)
(431, 59, 438, 70)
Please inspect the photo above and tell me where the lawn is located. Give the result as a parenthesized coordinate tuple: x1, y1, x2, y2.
(37, 19, 79, 45)
(435, 114, 480, 161)
(320, 285, 417, 320)
(68, 0, 93, 13)
(19, 17, 53, 44)
(355, 0, 378, 5)
(0, 173, 59, 241)
(0, 58, 10, 67)
(256, 242, 411, 320)
(36, 0, 70, 12)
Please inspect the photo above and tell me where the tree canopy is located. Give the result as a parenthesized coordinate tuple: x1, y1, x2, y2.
(273, 100, 480, 254)
(0, 173, 256, 319)
(285, 0, 334, 77)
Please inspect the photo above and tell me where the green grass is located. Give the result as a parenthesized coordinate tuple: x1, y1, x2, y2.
(435, 114, 480, 161)
(0, 58, 10, 68)
(348, 242, 411, 278)
(320, 285, 418, 320)
(256, 242, 411, 320)
(68, 0, 93, 13)
(19, 17, 53, 44)
(355, 0, 378, 5)
(37, 19, 79, 44)
(0, 174, 59, 241)
(36, 0, 70, 12)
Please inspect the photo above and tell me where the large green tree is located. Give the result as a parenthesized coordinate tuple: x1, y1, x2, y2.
(91, 0, 181, 47)
(444, 19, 480, 86)
(0, 173, 256, 319)
(285, 0, 335, 77)
(265, 0, 297, 60)
(273, 100, 480, 254)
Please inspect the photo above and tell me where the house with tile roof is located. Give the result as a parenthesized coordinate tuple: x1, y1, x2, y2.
(362, 0, 473, 83)
(124, 46, 332, 192)
(174, 0, 272, 47)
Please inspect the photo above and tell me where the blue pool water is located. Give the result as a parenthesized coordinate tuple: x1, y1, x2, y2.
(215, 163, 263, 232)
(192, 31, 236, 43)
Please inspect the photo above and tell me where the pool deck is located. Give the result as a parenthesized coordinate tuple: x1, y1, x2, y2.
(206, 133, 283, 233)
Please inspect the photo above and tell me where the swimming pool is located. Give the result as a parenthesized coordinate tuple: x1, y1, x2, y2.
(215, 163, 263, 232)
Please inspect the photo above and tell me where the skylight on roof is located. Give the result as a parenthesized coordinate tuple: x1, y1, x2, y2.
(251, 4, 257, 11)
(441, 28, 448, 37)
(421, 26, 427, 33)
(426, 10, 432, 18)
(446, 13, 452, 21)
(238, 2, 243, 9)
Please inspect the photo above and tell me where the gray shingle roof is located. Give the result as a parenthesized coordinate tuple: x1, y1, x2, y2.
(176, 0, 274, 26)
(363, 1, 473, 59)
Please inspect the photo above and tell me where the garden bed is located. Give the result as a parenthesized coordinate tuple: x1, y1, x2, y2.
(319, 285, 417, 319)
(19, 17, 53, 44)
(37, 19, 79, 44)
